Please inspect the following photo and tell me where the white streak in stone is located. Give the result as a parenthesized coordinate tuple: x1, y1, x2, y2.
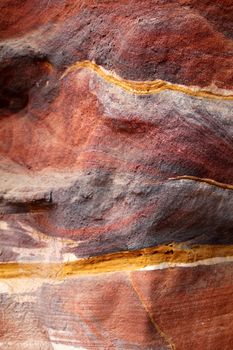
(139, 256, 233, 271)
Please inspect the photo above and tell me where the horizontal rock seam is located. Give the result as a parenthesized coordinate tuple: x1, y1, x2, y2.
(61, 60, 233, 100)
(1, 244, 233, 279)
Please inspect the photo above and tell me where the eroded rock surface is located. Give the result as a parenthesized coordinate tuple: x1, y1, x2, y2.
(0, 1, 233, 349)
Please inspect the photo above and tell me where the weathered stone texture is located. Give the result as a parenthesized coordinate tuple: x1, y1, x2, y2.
(0, 1, 233, 349)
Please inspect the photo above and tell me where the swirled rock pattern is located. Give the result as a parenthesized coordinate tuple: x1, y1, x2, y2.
(0, 1, 233, 349)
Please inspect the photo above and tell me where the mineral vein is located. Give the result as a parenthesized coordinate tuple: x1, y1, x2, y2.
(1, 244, 233, 279)
(61, 60, 233, 100)
(169, 176, 233, 190)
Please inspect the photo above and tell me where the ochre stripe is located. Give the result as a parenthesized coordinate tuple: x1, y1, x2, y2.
(61, 60, 233, 100)
(1, 244, 233, 279)
(169, 175, 233, 190)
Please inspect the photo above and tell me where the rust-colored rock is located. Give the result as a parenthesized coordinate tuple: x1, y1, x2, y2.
(0, 1, 233, 349)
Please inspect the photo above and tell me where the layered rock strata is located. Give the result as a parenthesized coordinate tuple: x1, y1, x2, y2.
(0, 1, 233, 349)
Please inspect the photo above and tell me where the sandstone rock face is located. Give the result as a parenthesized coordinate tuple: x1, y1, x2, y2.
(0, 1, 233, 349)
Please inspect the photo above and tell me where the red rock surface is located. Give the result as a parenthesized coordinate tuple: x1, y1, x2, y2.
(0, 1, 233, 349)
(1, 263, 233, 349)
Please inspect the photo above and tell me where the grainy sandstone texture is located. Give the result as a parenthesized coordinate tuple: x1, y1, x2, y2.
(0, 1, 233, 349)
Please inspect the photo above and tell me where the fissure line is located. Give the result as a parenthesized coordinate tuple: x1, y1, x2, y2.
(129, 273, 176, 350)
